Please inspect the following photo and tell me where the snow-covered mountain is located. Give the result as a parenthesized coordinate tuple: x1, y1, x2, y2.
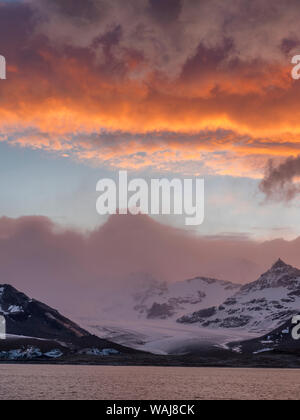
(131, 276, 241, 320)
(83, 275, 241, 326)
(80, 275, 246, 353)
(0, 284, 88, 341)
(0, 284, 136, 360)
(178, 259, 300, 333)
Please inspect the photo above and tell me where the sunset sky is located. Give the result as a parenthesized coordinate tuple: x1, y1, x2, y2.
(1, 0, 300, 240)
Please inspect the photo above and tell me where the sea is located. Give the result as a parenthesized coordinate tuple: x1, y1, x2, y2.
(0, 364, 299, 400)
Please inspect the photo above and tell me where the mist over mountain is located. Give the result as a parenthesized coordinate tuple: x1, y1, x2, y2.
(0, 214, 300, 355)
(0, 213, 299, 323)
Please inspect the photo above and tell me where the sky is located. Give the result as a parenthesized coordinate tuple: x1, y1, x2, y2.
(0, 0, 299, 238)
(0, 0, 300, 306)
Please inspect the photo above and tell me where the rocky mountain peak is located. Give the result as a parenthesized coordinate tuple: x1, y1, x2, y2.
(271, 258, 290, 271)
(240, 259, 300, 292)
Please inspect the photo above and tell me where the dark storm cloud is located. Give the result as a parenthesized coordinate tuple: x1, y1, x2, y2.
(260, 156, 300, 201)
(149, 0, 182, 23)
(40, 0, 105, 23)
(0, 2, 34, 50)
(25, 0, 300, 76)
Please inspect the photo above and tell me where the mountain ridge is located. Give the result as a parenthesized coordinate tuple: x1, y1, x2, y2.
(227, 316, 300, 356)
(177, 259, 300, 333)
(240, 259, 300, 292)
(0, 284, 140, 361)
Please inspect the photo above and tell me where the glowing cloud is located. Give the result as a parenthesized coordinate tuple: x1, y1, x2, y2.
(1, 0, 300, 177)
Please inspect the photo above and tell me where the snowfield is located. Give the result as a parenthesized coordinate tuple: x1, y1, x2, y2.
(76, 274, 246, 353)
(85, 319, 257, 354)
(79, 260, 300, 354)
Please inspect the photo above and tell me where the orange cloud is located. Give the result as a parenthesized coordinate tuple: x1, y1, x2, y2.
(1, 0, 300, 178)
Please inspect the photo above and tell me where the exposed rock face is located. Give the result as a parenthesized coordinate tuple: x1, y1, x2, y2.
(0, 284, 89, 340)
(178, 306, 217, 323)
(147, 303, 175, 319)
(227, 316, 300, 355)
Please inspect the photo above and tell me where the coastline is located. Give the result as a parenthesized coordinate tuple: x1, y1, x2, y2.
(1, 350, 300, 369)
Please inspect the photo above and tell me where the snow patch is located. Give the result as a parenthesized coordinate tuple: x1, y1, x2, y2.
(44, 349, 63, 358)
(8, 305, 23, 314)
(79, 348, 119, 356)
(253, 348, 273, 354)
(0, 347, 42, 360)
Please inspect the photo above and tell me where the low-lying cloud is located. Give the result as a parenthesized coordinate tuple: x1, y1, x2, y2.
(1, 214, 299, 318)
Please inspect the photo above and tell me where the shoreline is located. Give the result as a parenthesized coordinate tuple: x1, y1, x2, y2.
(1, 350, 300, 369)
